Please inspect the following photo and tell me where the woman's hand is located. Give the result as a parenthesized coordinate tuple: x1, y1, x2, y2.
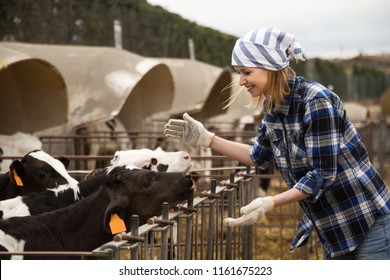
(224, 196, 274, 227)
(164, 113, 215, 147)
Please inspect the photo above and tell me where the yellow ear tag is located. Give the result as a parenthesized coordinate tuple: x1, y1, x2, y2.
(109, 213, 127, 234)
(13, 170, 24, 187)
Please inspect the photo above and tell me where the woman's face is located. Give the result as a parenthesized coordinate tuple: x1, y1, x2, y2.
(235, 66, 269, 98)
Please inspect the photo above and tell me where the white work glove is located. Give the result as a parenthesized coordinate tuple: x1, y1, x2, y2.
(224, 196, 274, 227)
(164, 113, 215, 147)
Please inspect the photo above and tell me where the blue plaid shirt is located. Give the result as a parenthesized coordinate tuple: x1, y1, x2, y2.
(250, 74, 390, 257)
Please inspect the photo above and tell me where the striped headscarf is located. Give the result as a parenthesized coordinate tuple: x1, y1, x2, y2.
(231, 27, 305, 71)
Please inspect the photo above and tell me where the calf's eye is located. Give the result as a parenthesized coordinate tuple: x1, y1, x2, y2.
(38, 170, 47, 178)
(143, 180, 152, 188)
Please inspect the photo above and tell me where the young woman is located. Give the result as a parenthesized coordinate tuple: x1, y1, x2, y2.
(164, 27, 390, 260)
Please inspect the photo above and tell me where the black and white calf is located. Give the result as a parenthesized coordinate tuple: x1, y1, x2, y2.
(85, 148, 193, 179)
(0, 170, 107, 220)
(110, 148, 192, 172)
(0, 166, 193, 259)
(0, 150, 76, 200)
(109, 148, 194, 260)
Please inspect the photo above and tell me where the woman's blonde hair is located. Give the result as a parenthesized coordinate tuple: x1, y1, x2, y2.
(224, 67, 294, 114)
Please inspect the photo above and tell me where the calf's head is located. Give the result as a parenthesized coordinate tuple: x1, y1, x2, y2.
(110, 148, 192, 173)
(8, 150, 76, 195)
(85, 149, 192, 180)
(102, 166, 193, 232)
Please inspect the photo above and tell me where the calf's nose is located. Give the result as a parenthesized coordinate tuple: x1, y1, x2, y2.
(182, 152, 191, 161)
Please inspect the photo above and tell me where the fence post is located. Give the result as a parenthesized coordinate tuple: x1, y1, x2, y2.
(225, 172, 237, 259)
(242, 172, 254, 260)
(184, 190, 194, 259)
(160, 202, 170, 260)
(206, 179, 217, 259)
(130, 215, 139, 260)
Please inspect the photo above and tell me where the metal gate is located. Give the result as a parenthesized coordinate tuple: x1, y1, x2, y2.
(91, 169, 322, 260)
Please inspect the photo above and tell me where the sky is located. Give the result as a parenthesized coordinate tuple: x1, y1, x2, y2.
(146, 0, 390, 59)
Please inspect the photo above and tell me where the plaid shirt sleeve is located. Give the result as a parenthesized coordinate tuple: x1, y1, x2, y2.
(294, 93, 344, 201)
(249, 121, 274, 170)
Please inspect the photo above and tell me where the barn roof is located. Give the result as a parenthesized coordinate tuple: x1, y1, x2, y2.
(153, 58, 232, 121)
(0, 44, 68, 134)
(0, 42, 175, 132)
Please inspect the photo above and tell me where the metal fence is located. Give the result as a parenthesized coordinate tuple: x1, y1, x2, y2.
(37, 119, 389, 179)
(89, 168, 321, 260)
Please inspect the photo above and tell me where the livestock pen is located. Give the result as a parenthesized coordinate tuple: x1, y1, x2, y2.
(1, 117, 388, 260)
(91, 167, 322, 260)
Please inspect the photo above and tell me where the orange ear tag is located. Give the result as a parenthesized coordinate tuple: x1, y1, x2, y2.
(109, 213, 127, 234)
(13, 170, 24, 187)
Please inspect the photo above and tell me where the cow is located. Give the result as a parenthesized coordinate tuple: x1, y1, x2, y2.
(0, 166, 193, 259)
(0, 150, 76, 200)
(108, 148, 194, 260)
(0, 170, 106, 220)
(85, 148, 192, 180)
(110, 148, 192, 172)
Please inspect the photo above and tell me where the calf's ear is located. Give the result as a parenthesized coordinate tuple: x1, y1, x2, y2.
(103, 198, 129, 233)
(84, 167, 107, 180)
(9, 160, 24, 186)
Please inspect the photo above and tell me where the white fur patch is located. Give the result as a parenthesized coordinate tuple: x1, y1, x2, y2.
(0, 230, 26, 260)
(51, 183, 81, 201)
(0, 197, 31, 219)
